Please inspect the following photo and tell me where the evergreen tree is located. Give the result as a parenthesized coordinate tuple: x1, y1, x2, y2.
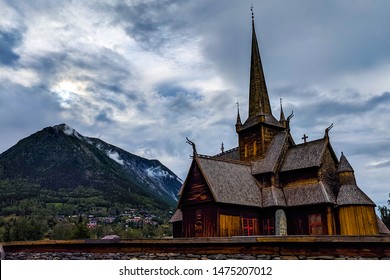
(378, 193, 390, 229)
(72, 215, 90, 239)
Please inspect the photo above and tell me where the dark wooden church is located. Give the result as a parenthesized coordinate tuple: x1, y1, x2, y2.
(169, 13, 389, 237)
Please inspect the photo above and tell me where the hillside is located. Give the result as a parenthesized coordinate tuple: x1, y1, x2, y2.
(0, 124, 182, 215)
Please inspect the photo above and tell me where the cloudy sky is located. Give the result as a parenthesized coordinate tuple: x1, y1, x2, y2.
(0, 0, 389, 206)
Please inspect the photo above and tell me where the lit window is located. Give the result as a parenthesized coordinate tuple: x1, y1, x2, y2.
(308, 214, 323, 235)
(253, 141, 257, 156)
(243, 218, 255, 236)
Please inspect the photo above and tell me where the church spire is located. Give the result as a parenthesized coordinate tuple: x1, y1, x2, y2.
(279, 98, 287, 128)
(248, 6, 272, 117)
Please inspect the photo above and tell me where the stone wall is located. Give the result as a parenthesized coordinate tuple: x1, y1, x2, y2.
(4, 251, 388, 260)
(3, 236, 390, 260)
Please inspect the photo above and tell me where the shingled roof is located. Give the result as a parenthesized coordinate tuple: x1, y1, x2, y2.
(196, 156, 263, 207)
(280, 138, 327, 172)
(212, 147, 239, 160)
(376, 216, 390, 234)
(337, 152, 354, 173)
(252, 132, 287, 174)
(284, 182, 336, 206)
(239, 113, 284, 131)
(169, 209, 183, 223)
(336, 184, 375, 206)
(262, 186, 287, 207)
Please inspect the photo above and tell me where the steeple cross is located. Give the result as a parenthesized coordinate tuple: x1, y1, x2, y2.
(302, 134, 308, 144)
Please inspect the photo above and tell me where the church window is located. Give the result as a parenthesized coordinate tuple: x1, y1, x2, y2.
(308, 214, 323, 235)
(242, 218, 255, 236)
(253, 141, 257, 156)
(262, 218, 275, 235)
(244, 144, 248, 158)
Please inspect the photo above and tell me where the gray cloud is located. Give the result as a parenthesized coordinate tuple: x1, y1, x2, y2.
(0, 0, 389, 207)
(0, 29, 22, 65)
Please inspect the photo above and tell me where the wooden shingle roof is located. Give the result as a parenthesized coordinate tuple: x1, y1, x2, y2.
(262, 186, 287, 207)
(377, 216, 390, 234)
(252, 132, 287, 174)
(169, 209, 183, 223)
(337, 152, 354, 173)
(284, 182, 336, 206)
(280, 138, 327, 172)
(212, 147, 239, 160)
(239, 113, 284, 131)
(336, 184, 375, 206)
(196, 156, 263, 207)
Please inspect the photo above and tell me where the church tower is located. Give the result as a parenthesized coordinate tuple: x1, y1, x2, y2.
(236, 9, 284, 161)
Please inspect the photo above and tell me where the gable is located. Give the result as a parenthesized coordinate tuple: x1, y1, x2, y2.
(179, 160, 214, 206)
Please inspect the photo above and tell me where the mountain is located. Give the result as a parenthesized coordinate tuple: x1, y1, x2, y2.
(0, 124, 182, 213)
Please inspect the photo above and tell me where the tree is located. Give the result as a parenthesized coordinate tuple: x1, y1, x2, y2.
(72, 216, 90, 239)
(50, 221, 76, 240)
(378, 193, 390, 229)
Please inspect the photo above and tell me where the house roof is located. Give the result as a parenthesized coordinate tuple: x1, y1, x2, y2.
(252, 132, 287, 174)
(336, 184, 375, 206)
(280, 138, 328, 172)
(196, 156, 263, 207)
(283, 182, 336, 206)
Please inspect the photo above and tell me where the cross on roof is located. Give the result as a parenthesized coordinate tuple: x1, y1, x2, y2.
(302, 134, 308, 144)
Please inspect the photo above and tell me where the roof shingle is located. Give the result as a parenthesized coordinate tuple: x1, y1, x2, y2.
(284, 182, 336, 206)
(280, 139, 326, 172)
(196, 157, 263, 207)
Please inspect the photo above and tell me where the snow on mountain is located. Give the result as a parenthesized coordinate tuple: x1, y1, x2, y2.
(83, 134, 181, 203)
(47, 124, 181, 204)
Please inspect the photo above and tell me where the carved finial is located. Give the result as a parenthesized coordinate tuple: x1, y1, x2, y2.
(186, 137, 197, 157)
(287, 111, 294, 121)
(221, 142, 224, 153)
(251, 4, 254, 20)
(325, 123, 334, 137)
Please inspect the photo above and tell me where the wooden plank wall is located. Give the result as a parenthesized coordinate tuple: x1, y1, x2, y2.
(338, 206, 379, 235)
(219, 214, 241, 237)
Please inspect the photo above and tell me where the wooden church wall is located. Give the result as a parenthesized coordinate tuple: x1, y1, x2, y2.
(238, 125, 279, 161)
(217, 204, 260, 237)
(338, 205, 379, 235)
(286, 205, 330, 235)
(219, 214, 242, 237)
(182, 205, 217, 237)
(279, 168, 318, 188)
(181, 163, 214, 206)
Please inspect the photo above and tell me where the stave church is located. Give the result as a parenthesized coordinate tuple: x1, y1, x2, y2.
(169, 11, 389, 237)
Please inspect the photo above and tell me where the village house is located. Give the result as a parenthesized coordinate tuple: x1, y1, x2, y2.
(170, 11, 389, 238)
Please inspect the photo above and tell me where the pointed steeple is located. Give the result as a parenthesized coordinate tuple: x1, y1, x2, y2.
(235, 101, 242, 131)
(337, 152, 354, 173)
(248, 7, 272, 117)
(279, 98, 287, 127)
(337, 152, 356, 185)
